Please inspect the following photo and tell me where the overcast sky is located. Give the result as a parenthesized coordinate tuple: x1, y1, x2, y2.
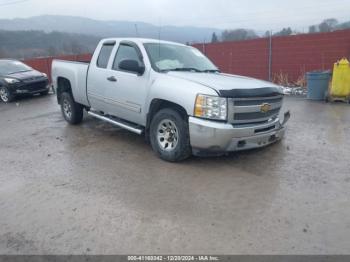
(1, 0, 349, 31)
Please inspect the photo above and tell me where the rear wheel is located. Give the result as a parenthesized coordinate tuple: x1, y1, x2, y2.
(150, 108, 191, 162)
(60, 92, 84, 125)
(0, 86, 14, 103)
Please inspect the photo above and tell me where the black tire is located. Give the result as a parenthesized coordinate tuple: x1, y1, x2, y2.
(40, 90, 49, 96)
(0, 86, 15, 103)
(150, 108, 192, 162)
(60, 92, 84, 125)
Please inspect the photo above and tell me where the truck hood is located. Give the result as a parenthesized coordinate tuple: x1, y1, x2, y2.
(167, 72, 283, 98)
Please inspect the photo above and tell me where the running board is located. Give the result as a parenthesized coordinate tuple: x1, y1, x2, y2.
(87, 111, 143, 135)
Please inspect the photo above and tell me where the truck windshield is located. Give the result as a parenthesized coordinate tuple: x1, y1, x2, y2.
(0, 60, 32, 75)
(144, 43, 219, 73)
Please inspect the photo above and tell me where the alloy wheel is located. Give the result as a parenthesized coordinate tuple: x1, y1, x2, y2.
(157, 119, 179, 151)
(62, 99, 72, 119)
(0, 87, 9, 102)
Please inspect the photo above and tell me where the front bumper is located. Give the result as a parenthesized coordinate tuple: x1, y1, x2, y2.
(11, 80, 50, 95)
(189, 111, 290, 154)
(15, 87, 49, 95)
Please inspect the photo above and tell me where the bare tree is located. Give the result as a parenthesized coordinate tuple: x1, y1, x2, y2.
(309, 25, 318, 33)
(47, 46, 57, 56)
(318, 18, 338, 32)
(264, 31, 271, 38)
(274, 27, 293, 36)
(70, 41, 83, 54)
(211, 32, 219, 43)
(221, 29, 258, 42)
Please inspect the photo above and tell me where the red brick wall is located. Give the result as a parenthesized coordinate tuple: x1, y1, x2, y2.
(194, 29, 350, 83)
(23, 54, 92, 82)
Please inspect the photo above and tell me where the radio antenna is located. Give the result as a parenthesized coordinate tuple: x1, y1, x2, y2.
(158, 18, 162, 58)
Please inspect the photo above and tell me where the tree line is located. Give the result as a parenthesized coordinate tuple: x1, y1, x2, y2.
(211, 18, 349, 43)
(0, 30, 101, 59)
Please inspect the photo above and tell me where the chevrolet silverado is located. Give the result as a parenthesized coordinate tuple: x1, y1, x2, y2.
(52, 38, 290, 162)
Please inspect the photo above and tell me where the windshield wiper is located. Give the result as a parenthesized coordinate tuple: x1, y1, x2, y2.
(160, 68, 221, 73)
(202, 69, 221, 73)
(162, 67, 202, 73)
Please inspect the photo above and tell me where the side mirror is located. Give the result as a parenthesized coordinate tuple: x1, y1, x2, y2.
(119, 59, 145, 75)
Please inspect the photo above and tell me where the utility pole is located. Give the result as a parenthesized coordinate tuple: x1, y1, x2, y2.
(202, 38, 206, 55)
(268, 30, 273, 82)
(158, 18, 162, 58)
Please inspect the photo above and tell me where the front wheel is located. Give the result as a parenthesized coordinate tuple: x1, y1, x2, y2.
(60, 92, 84, 125)
(150, 108, 192, 162)
(0, 86, 15, 103)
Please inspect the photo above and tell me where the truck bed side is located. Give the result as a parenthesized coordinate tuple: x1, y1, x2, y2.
(51, 60, 90, 106)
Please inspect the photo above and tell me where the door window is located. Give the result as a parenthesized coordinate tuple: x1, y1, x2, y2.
(112, 44, 142, 71)
(97, 44, 115, 68)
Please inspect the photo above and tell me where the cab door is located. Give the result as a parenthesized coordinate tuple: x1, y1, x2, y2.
(87, 41, 116, 113)
(104, 41, 149, 125)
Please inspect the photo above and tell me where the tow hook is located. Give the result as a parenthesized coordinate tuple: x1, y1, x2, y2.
(281, 111, 291, 126)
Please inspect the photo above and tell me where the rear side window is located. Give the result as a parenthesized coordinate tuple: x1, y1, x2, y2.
(112, 44, 142, 71)
(97, 44, 114, 68)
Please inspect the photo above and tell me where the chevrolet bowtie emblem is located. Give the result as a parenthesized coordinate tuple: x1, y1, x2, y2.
(260, 103, 272, 113)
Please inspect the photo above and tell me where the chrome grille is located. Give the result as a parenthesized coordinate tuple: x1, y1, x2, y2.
(234, 97, 283, 106)
(228, 95, 283, 125)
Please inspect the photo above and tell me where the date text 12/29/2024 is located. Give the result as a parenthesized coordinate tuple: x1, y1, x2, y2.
(128, 256, 220, 261)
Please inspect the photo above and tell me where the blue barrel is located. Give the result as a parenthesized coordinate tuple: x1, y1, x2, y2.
(306, 71, 331, 100)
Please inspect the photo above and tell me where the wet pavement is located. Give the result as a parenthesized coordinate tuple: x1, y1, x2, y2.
(0, 95, 349, 255)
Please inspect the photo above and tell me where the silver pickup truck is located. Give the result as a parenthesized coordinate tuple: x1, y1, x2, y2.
(52, 38, 290, 162)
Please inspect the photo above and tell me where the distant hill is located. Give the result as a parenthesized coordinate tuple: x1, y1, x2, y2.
(0, 30, 101, 59)
(0, 15, 221, 43)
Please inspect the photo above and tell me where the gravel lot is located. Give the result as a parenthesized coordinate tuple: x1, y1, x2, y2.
(0, 94, 349, 255)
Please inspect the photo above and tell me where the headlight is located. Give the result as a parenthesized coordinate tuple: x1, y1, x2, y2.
(194, 94, 227, 121)
(42, 73, 48, 78)
(4, 78, 20, 84)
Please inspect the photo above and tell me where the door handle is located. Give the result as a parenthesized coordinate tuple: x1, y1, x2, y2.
(107, 76, 117, 82)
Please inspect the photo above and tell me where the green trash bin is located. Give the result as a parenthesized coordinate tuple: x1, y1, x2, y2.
(306, 71, 331, 100)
